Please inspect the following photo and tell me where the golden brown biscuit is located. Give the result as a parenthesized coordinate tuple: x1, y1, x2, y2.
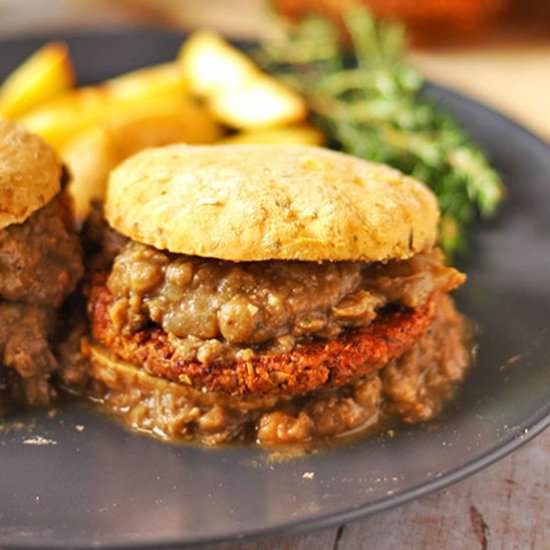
(105, 144, 439, 262)
(0, 119, 61, 230)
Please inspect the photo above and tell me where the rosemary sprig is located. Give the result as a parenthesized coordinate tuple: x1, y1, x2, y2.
(257, 7, 504, 255)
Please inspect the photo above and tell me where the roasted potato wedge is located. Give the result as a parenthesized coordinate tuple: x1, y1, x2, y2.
(106, 63, 186, 103)
(105, 96, 224, 158)
(178, 31, 257, 96)
(63, 126, 120, 226)
(179, 31, 306, 130)
(220, 125, 325, 146)
(19, 62, 217, 150)
(0, 42, 74, 119)
(20, 87, 106, 149)
(209, 75, 306, 130)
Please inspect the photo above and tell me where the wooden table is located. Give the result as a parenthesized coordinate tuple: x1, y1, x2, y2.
(220, 428, 550, 549)
(1, 1, 549, 547)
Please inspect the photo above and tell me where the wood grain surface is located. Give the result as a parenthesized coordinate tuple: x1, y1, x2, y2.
(212, 428, 550, 549)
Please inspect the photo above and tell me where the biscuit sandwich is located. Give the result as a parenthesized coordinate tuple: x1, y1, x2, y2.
(86, 144, 468, 445)
(0, 120, 82, 407)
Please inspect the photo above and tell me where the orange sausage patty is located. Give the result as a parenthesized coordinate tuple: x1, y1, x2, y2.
(88, 283, 438, 397)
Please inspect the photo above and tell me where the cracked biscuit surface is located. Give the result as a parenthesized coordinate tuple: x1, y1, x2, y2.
(106, 144, 439, 263)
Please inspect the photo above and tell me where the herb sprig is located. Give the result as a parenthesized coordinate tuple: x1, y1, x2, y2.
(257, 7, 504, 255)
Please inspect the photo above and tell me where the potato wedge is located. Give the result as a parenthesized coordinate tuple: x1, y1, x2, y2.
(178, 31, 257, 96)
(19, 63, 203, 150)
(20, 87, 106, 149)
(179, 31, 307, 130)
(0, 42, 74, 119)
(220, 125, 325, 146)
(106, 63, 186, 103)
(62, 127, 120, 225)
(209, 75, 306, 130)
(105, 96, 224, 158)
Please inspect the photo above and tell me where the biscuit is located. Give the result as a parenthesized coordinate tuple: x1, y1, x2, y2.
(106, 144, 439, 262)
(0, 119, 61, 230)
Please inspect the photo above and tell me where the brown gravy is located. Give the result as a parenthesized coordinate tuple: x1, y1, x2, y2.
(84, 295, 469, 448)
(106, 242, 464, 364)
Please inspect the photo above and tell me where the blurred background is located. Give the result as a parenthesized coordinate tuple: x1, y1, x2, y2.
(0, 0, 548, 139)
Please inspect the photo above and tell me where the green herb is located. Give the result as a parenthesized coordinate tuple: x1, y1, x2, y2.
(256, 6, 504, 256)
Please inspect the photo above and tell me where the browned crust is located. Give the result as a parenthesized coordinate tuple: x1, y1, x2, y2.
(106, 144, 438, 262)
(88, 283, 438, 397)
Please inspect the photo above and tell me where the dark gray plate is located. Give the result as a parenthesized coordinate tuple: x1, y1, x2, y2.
(1, 30, 549, 550)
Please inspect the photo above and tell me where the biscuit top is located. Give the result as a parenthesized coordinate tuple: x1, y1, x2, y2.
(106, 144, 439, 262)
(0, 119, 61, 230)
